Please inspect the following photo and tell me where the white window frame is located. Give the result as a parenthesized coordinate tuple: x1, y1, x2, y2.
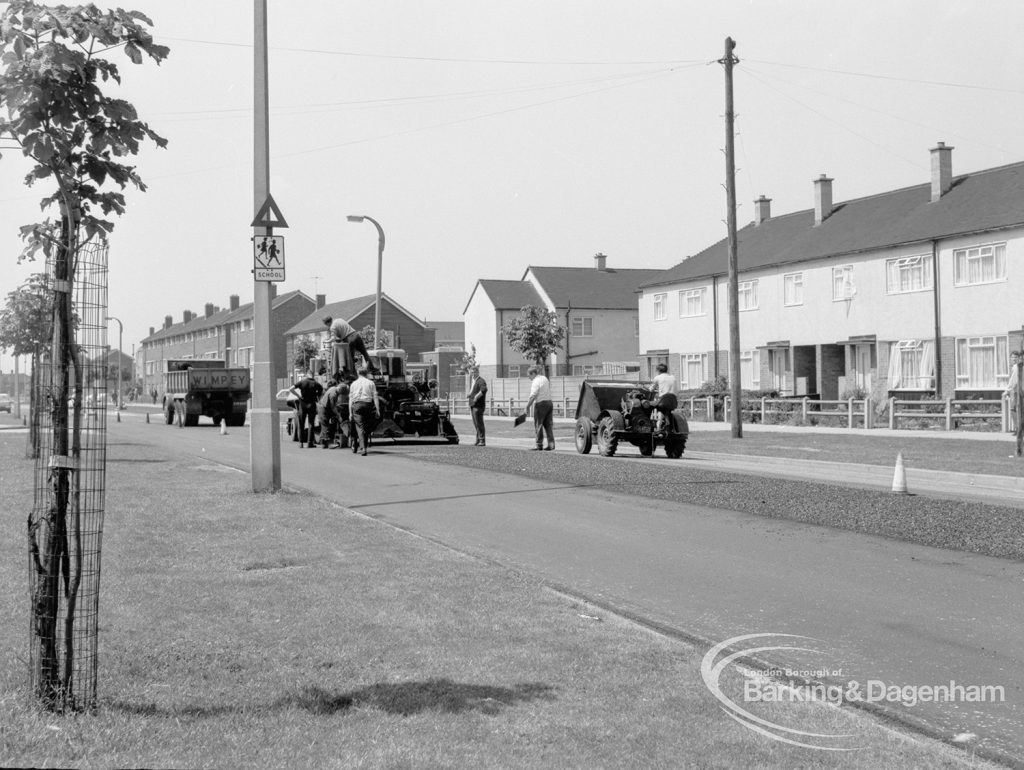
(571, 363, 601, 376)
(783, 272, 803, 306)
(570, 317, 593, 337)
(955, 335, 1009, 389)
(740, 349, 760, 389)
(653, 293, 667, 321)
(886, 254, 933, 294)
(678, 288, 706, 318)
(738, 280, 758, 311)
(507, 364, 522, 379)
(680, 353, 708, 389)
(953, 243, 1007, 287)
(889, 339, 934, 389)
(832, 265, 855, 301)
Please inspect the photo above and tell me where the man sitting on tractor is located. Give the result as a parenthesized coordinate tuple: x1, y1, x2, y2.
(649, 362, 678, 432)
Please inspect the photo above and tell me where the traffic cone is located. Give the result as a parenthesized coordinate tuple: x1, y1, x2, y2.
(891, 452, 909, 495)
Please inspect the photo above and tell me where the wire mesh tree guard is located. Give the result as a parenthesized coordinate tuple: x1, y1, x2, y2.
(27, 237, 109, 712)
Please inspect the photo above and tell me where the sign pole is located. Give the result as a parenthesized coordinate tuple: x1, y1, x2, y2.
(251, 0, 281, 491)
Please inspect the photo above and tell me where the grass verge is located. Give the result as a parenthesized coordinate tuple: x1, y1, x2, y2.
(0, 432, 1000, 769)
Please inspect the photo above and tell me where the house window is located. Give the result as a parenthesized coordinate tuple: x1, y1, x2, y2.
(572, 364, 601, 376)
(887, 340, 935, 389)
(954, 243, 1006, 286)
(832, 265, 855, 301)
(740, 350, 760, 389)
(571, 317, 593, 337)
(507, 364, 521, 378)
(653, 293, 667, 321)
(680, 353, 707, 389)
(955, 335, 1009, 389)
(738, 280, 758, 311)
(783, 273, 803, 306)
(886, 255, 933, 294)
(678, 288, 706, 317)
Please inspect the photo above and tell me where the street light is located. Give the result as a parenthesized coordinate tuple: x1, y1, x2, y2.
(346, 215, 385, 349)
(106, 316, 122, 409)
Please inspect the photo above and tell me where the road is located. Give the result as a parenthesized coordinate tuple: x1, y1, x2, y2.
(110, 414, 1023, 766)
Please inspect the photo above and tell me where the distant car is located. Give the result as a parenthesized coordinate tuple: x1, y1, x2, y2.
(0, 393, 12, 413)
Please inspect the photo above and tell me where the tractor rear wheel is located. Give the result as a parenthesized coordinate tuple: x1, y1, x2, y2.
(597, 416, 618, 457)
(575, 417, 594, 454)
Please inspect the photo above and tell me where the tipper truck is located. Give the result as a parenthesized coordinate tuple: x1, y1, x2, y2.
(162, 359, 250, 427)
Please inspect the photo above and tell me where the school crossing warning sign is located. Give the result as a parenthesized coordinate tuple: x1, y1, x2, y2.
(253, 235, 285, 281)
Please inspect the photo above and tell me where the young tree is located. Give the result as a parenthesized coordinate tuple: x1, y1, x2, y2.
(0, 273, 52, 455)
(292, 335, 320, 373)
(1, 1, 168, 710)
(503, 305, 565, 372)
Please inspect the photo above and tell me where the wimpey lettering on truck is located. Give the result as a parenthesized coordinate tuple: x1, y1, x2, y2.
(162, 359, 251, 428)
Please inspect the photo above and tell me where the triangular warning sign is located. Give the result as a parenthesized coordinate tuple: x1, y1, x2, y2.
(251, 193, 289, 229)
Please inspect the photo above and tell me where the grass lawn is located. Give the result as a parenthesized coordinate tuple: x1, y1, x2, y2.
(0, 431, 1001, 769)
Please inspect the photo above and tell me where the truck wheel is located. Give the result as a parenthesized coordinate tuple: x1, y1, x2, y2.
(597, 416, 618, 457)
(184, 412, 199, 427)
(575, 417, 593, 454)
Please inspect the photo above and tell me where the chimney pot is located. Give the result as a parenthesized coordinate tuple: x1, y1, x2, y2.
(754, 195, 772, 225)
(930, 142, 954, 202)
(814, 175, 834, 226)
(594, 252, 607, 271)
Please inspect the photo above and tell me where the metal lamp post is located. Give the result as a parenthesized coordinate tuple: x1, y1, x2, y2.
(106, 315, 123, 409)
(346, 215, 385, 348)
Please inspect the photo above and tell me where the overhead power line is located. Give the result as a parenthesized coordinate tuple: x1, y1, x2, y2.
(162, 35, 703, 67)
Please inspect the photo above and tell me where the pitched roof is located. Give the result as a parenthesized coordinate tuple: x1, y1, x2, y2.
(468, 280, 545, 312)
(642, 160, 1024, 289)
(142, 290, 310, 343)
(426, 320, 465, 343)
(284, 292, 427, 337)
(527, 265, 664, 308)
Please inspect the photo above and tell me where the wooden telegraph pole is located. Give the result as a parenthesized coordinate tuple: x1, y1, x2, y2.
(720, 37, 742, 439)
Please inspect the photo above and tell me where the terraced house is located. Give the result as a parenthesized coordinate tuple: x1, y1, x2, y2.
(638, 143, 1024, 404)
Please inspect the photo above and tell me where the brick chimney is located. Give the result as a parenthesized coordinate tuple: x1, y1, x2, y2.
(594, 252, 607, 271)
(164, 315, 173, 329)
(229, 295, 240, 311)
(930, 142, 954, 202)
(149, 326, 155, 336)
(316, 294, 326, 309)
(754, 195, 772, 225)
(814, 174, 834, 226)
(204, 302, 215, 318)
(183, 310, 193, 323)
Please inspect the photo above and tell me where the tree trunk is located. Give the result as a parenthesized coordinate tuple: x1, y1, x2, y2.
(30, 215, 77, 710)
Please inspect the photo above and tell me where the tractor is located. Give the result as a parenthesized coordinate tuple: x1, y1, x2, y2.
(574, 380, 688, 458)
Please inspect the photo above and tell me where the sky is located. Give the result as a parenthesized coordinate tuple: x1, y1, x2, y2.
(3, 0, 1024, 373)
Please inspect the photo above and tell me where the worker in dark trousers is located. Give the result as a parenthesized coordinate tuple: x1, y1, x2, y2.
(289, 370, 322, 448)
(467, 366, 487, 446)
(348, 366, 380, 456)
